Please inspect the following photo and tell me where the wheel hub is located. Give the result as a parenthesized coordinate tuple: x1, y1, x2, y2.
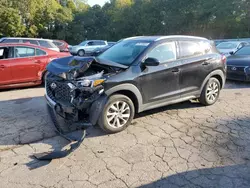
(106, 101, 131, 128)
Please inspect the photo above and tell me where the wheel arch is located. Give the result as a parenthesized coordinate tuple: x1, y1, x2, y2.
(105, 84, 143, 113)
(200, 69, 225, 93)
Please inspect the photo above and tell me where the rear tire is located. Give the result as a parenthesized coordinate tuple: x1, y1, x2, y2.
(98, 94, 135, 134)
(199, 77, 221, 106)
(77, 50, 85, 57)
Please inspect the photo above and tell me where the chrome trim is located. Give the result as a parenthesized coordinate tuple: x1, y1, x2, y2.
(45, 79, 56, 107)
(155, 35, 207, 41)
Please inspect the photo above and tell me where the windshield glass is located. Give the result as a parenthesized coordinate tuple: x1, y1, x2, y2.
(235, 46, 250, 55)
(217, 42, 238, 49)
(79, 41, 88, 46)
(98, 40, 151, 65)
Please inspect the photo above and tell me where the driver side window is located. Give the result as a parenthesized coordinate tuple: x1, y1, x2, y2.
(147, 42, 176, 63)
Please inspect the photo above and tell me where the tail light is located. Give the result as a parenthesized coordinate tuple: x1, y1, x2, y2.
(221, 55, 227, 64)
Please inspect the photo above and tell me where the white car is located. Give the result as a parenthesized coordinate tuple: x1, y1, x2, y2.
(0, 37, 60, 52)
(69, 40, 108, 56)
(216, 41, 248, 56)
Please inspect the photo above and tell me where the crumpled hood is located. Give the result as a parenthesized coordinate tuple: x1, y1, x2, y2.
(47, 56, 128, 79)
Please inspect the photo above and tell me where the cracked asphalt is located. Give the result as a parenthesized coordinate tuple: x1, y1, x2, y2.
(0, 81, 250, 188)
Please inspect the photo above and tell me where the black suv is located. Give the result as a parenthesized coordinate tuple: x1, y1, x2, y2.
(45, 36, 226, 133)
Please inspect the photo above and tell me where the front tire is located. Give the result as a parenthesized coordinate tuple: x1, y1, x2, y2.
(98, 94, 135, 133)
(200, 77, 221, 106)
(77, 50, 85, 57)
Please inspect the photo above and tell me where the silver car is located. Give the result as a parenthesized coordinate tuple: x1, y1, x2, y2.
(69, 40, 108, 56)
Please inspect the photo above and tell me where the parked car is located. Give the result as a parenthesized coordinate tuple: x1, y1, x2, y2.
(0, 37, 60, 52)
(45, 35, 226, 134)
(227, 45, 250, 81)
(0, 43, 70, 89)
(216, 41, 248, 56)
(90, 42, 117, 56)
(52, 40, 69, 52)
(69, 40, 108, 56)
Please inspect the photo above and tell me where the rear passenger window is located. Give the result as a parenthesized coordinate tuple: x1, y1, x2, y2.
(94, 41, 105, 45)
(14, 47, 35, 58)
(23, 40, 39, 45)
(147, 42, 176, 63)
(38, 40, 53, 48)
(179, 41, 203, 58)
(36, 49, 46, 56)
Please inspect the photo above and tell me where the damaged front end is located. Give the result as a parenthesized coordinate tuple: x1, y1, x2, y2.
(45, 56, 126, 129)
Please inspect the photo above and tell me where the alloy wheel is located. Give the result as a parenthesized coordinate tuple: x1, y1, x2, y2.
(106, 101, 131, 128)
(206, 81, 219, 103)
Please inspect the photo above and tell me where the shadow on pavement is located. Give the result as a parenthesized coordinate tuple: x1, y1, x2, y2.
(139, 163, 250, 188)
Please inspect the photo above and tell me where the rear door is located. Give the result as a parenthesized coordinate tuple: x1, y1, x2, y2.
(0, 47, 14, 85)
(178, 40, 214, 97)
(11, 46, 41, 83)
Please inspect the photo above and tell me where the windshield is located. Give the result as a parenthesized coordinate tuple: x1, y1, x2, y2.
(98, 40, 151, 65)
(217, 42, 238, 49)
(79, 41, 88, 46)
(235, 46, 250, 55)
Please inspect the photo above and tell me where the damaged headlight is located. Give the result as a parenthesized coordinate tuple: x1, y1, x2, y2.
(77, 79, 105, 87)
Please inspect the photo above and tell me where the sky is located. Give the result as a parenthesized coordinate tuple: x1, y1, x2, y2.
(87, 0, 110, 6)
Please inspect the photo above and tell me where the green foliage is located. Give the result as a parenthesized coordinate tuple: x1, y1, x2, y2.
(0, 0, 249, 43)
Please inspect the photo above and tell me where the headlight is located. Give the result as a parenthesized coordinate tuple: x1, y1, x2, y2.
(244, 66, 250, 73)
(77, 79, 105, 87)
(58, 72, 67, 79)
(78, 79, 92, 87)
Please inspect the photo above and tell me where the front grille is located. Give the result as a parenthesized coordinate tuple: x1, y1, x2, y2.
(227, 65, 247, 73)
(46, 80, 71, 104)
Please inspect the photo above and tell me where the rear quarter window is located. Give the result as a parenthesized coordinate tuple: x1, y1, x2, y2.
(53, 41, 63, 47)
(38, 40, 54, 48)
(36, 49, 47, 56)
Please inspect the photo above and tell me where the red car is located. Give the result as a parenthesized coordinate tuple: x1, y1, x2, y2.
(0, 43, 70, 89)
(52, 40, 69, 52)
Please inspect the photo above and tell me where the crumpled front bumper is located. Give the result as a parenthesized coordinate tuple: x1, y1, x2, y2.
(45, 85, 108, 127)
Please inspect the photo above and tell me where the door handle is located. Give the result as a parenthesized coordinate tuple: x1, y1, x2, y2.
(34, 60, 40, 63)
(202, 62, 210, 66)
(0, 65, 5, 69)
(172, 68, 179, 73)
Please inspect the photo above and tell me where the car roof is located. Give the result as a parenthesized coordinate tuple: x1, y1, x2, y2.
(0, 37, 53, 42)
(123, 35, 208, 42)
(0, 43, 51, 51)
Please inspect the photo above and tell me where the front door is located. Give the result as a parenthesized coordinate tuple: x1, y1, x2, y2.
(0, 47, 13, 85)
(138, 41, 181, 104)
(11, 46, 41, 83)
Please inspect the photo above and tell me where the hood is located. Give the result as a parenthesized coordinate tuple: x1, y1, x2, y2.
(227, 55, 250, 66)
(46, 56, 128, 79)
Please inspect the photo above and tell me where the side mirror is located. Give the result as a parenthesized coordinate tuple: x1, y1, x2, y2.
(143, 57, 160, 66)
(229, 51, 234, 55)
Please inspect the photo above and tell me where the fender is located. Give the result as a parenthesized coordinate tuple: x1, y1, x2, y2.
(89, 95, 108, 125)
(105, 83, 144, 112)
(200, 69, 225, 93)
